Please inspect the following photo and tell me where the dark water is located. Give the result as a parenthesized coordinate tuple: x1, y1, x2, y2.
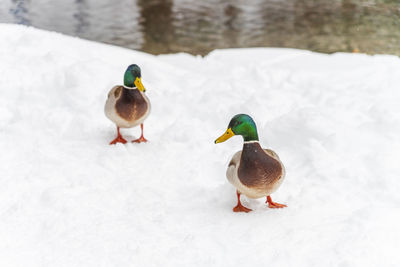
(1, 0, 400, 55)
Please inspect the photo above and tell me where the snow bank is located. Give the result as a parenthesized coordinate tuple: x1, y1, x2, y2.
(0, 24, 399, 267)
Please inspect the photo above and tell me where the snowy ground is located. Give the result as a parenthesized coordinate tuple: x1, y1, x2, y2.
(0, 24, 400, 267)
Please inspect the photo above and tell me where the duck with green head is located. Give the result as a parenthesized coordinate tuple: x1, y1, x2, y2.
(215, 114, 287, 212)
(105, 64, 151, 144)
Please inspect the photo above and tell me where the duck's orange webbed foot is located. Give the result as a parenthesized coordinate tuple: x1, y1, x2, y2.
(132, 123, 148, 143)
(132, 136, 148, 143)
(110, 136, 127, 145)
(109, 127, 127, 145)
(233, 203, 252, 213)
(233, 191, 252, 213)
(266, 196, 287, 209)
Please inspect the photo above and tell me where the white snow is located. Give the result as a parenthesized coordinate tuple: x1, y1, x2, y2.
(0, 23, 400, 267)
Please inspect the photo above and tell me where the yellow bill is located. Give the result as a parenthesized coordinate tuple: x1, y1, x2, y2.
(134, 77, 146, 92)
(215, 128, 235, 144)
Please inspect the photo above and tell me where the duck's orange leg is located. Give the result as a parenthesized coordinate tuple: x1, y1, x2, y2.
(109, 127, 127, 145)
(266, 195, 287, 208)
(233, 191, 252, 213)
(132, 124, 148, 143)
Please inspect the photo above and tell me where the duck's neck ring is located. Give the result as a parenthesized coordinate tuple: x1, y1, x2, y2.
(244, 140, 259, 144)
(123, 85, 138, 90)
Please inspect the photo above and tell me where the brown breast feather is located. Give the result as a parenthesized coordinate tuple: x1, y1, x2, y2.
(116, 87, 148, 121)
(238, 142, 282, 188)
(113, 86, 122, 98)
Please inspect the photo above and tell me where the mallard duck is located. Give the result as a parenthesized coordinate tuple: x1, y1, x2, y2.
(105, 64, 151, 145)
(215, 114, 287, 212)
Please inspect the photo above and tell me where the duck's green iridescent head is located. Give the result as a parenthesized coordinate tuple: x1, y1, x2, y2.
(124, 64, 146, 92)
(215, 114, 259, 143)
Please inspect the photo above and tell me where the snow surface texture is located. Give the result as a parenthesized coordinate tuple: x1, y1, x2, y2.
(0, 24, 399, 267)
